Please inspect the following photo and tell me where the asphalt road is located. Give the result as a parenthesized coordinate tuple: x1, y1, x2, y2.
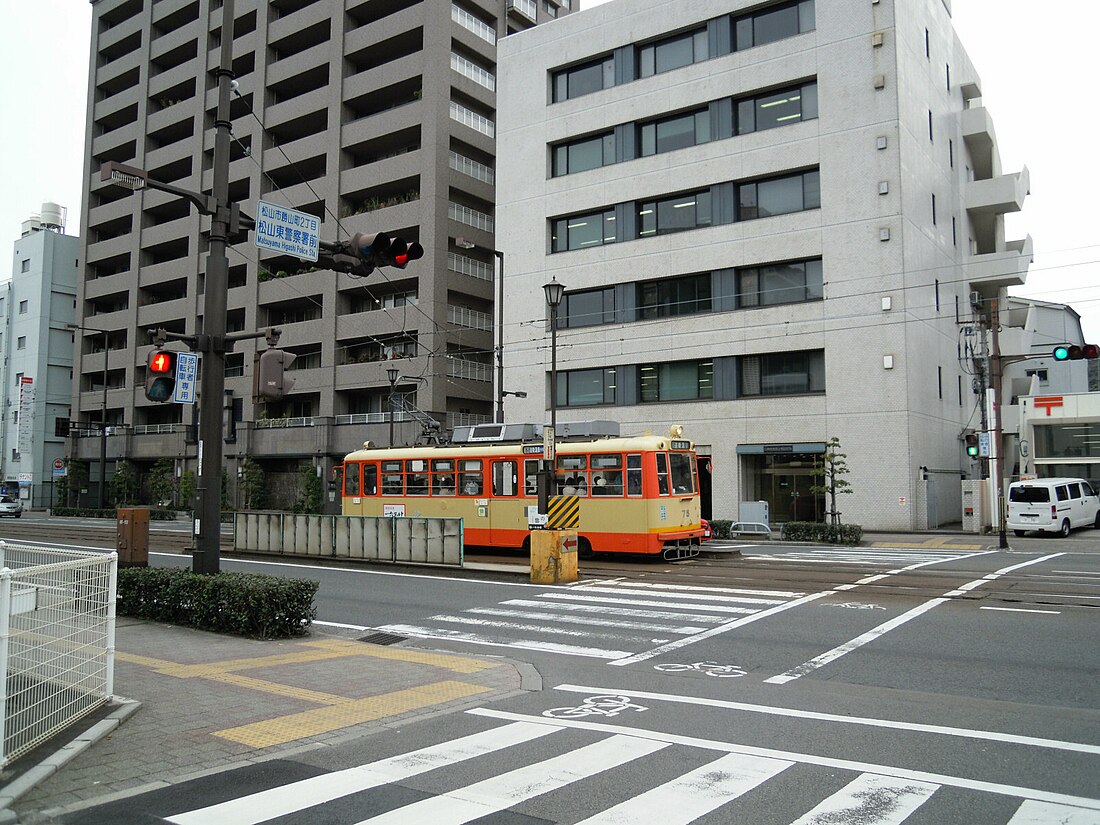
(4, 517, 1097, 824)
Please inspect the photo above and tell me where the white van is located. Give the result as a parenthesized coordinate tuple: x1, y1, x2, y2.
(1007, 478, 1100, 537)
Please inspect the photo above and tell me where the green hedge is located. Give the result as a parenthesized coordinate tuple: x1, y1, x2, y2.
(117, 567, 319, 639)
(780, 521, 863, 545)
(52, 506, 179, 520)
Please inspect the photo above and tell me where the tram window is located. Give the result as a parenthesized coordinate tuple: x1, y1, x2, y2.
(433, 472, 456, 496)
(344, 462, 360, 496)
(627, 454, 643, 496)
(382, 460, 403, 495)
(655, 453, 671, 495)
(669, 452, 695, 494)
(406, 459, 429, 496)
(364, 464, 378, 495)
(493, 461, 518, 496)
(591, 453, 623, 495)
(460, 460, 483, 495)
(524, 459, 540, 496)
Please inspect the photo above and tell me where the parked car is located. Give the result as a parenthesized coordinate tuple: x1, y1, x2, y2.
(0, 496, 23, 518)
(700, 518, 712, 541)
(1006, 478, 1100, 537)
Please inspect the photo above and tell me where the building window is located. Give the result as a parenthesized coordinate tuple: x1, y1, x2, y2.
(638, 273, 712, 319)
(1026, 368, 1049, 385)
(639, 359, 713, 402)
(20, 259, 30, 273)
(734, 0, 815, 50)
(637, 26, 708, 78)
(551, 209, 616, 251)
(737, 81, 818, 134)
(552, 54, 614, 102)
(544, 1, 557, 17)
(740, 349, 825, 396)
(16, 336, 26, 350)
(552, 132, 615, 176)
(638, 190, 712, 237)
(562, 286, 615, 328)
(736, 258, 822, 308)
(737, 169, 820, 220)
(557, 367, 616, 406)
(638, 108, 710, 157)
(18, 300, 28, 314)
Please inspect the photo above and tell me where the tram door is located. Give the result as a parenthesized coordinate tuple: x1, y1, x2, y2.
(490, 460, 524, 545)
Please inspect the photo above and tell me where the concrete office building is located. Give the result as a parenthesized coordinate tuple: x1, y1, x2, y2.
(2, 205, 79, 508)
(497, 0, 1032, 529)
(74, 0, 572, 507)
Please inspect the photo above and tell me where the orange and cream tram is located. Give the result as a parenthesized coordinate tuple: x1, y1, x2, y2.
(340, 424, 706, 559)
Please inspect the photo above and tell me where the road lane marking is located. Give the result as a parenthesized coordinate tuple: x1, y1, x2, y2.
(468, 708, 1100, 811)
(168, 721, 561, 825)
(537, 592, 760, 614)
(789, 773, 939, 824)
(552, 684, 1100, 755)
(1008, 799, 1100, 823)
(550, 585, 790, 606)
(980, 606, 1061, 615)
(767, 553, 1066, 685)
(376, 624, 633, 659)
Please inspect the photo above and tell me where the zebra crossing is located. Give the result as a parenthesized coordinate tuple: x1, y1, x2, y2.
(741, 547, 987, 566)
(373, 579, 808, 660)
(164, 713, 1100, 825)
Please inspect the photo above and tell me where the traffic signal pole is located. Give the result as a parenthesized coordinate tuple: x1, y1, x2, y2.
(192, 0, 236, 574)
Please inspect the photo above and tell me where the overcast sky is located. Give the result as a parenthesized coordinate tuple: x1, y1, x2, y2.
(2, 0, 1097, 341)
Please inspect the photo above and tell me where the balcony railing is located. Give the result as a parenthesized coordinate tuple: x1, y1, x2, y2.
(449, 151, 495, 185)
(448, 305, 492, 331)
(508, 0, 537, 22)
(447, 411, 492, 428)
(449, 202, 494, 232)
(335, 412, 414, 425)
(449, 101, 495, 138)
(451, 53, 495, 91)
(448, 252, 493, 281)
(448, 357, 492, 382)
(451, 3, 496, 44)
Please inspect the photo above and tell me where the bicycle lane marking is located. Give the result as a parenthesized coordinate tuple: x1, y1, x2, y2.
(608, 550, 1001, 667)
(765, 552, 1066, 685)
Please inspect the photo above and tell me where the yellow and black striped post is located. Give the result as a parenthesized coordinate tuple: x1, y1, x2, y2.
(547, 495, 580, 529)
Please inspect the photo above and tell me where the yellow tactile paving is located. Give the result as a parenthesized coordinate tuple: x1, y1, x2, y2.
(203, 672, 350, 706)
(871, 539, 983, 550)
(213, 680, 493, 748)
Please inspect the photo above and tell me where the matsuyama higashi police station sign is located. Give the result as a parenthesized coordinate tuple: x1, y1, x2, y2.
(255, 200, 319, 262)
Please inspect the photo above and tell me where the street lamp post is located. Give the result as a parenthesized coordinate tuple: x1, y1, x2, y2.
(543, 278, 565, 437)
(387, 366, 400, 447)
(456, 238, 506, 422)
(67, 323, 109, 509)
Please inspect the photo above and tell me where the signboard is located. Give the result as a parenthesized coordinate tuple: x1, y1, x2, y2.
(18, 377, 33, 456)
(17, 472, 32, 487)
(52, 458, 66, 478)
(526, 506, 548, 528)
(978, 431, 992, 457)
(383, 503, 406, 518)
(255, 200, 319, 262)
(173, 352, 198, 404)
(543, 427, 556, 462)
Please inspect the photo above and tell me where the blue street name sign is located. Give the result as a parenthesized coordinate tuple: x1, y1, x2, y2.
(255, 200, 320, 262)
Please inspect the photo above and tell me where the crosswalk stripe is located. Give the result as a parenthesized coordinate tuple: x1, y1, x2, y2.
(351, 734, 668, 825)
(165, 721, 559, 825)
(788, 773, 939, 824)
(607, 581, 807, 599)
(432, 614, 642, 641)
(573, 752, 793, 824)
(1007, 800, 1100, 824)
(537, 592, 761, 615)
(502, 598, 729, 624)
(468, 607, 708, 635)
(376, 624, 634, 659)
(564, 585, 789, 606)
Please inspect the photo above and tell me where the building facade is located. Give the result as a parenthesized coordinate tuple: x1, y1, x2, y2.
(496, 0, 1033, 529)
(2, 205, 79, 508)
(75, 0, 572, 507)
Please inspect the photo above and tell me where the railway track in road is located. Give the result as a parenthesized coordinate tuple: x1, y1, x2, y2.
(2, 521, 1096, 608)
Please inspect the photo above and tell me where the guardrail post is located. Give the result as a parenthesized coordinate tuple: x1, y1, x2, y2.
(0, 567, 12, 765)
(105, 552, 118, 699)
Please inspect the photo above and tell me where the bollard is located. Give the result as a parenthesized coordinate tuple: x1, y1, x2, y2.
(530, 529, 578, 584)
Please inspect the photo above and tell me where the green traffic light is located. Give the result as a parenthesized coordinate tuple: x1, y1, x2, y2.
(966, 446, 979, 457)
(1053, 345, 1070, 361)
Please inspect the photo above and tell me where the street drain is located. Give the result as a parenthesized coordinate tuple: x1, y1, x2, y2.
(358, 631, 407, 646)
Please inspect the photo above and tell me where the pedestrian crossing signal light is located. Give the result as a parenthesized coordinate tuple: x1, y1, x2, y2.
(145, 349, 177, 402)
(1052, 343, 1099, 361)
(965, 432, 979, 458)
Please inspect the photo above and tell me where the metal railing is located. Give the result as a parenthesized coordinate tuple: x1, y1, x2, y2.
(254, 417, 316, 429)
(448, 252, 493, 281)
(132, 423, 187, 435)
(449, 202, 495, 232)
(451, 3, 496, 44)
(447, 412, 492, 428)
(334, 412, 414, 426)
(448, 305, 493, 331)
(450, 52, 495, 91)
(447, 357, 492, 382)
(508, 0, 538, 22)
(449, 101, 495, 138)
(449, 151, 495, 185)
(0, 543, 117, 767)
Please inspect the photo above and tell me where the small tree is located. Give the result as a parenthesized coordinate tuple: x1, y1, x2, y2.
(240, 458, 266, 510)
(149, 458, 177, 507)
(810, 437, 853, 525)
(293, 463, 323, 514)
(59, 460, 89, 507)
(109, 460, 140, 506)
(179, 470, 196, 511)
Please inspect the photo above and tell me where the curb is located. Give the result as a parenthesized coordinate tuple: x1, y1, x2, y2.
(0, 697, 141, 816)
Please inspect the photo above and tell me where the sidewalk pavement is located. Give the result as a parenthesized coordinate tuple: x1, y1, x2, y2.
(2, 619, 536, 825)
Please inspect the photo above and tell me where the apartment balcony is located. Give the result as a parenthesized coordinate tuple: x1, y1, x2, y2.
(93, 84, 141, 126)
(507, 0, 538, 24)
(345, 4, 425, 55)
(960, 104, 996, 180)
(149, 24, 198, 64)
(268, 2, 330, 44)
(98, 12, 143, 52)
(964, 235, 1033, 290)
(138, 296, 193, 328)
(266, 42, 333, 88)
(965, 167, 1029, 217)
(86, 234, 133, 264)
(335, 312, 408, 340)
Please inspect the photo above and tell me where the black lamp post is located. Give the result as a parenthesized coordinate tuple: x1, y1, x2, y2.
(387, 366, 400, 447)
(456, 237, 506, 422)
(543, 277, 565, 437)
(67, 323, 109, 509)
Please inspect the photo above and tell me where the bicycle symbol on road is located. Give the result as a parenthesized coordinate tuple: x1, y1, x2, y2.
(653, 661, 747, 678)
(543, 695, 649, 719)
(826, 602, 887, 610)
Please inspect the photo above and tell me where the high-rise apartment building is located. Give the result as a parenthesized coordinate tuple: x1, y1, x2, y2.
(497, 0, 1033, 529)
(75, 0, 571, 507)
(2, 204, 79, 508)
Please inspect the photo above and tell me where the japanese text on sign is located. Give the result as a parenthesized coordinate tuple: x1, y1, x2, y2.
(255, 200, 320, 262)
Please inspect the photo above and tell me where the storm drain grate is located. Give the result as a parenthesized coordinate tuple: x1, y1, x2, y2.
(358, 631, 407, 646)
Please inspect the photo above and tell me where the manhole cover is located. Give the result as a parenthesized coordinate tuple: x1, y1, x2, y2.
(358, 631, 407, 646)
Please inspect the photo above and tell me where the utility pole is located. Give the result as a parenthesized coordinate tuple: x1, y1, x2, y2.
(990, 297, 1008, 549)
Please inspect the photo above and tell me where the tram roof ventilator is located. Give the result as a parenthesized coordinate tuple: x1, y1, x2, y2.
(451, 420, 620, 444)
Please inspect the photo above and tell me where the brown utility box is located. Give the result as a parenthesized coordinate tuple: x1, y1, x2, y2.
(116, 507, 150, 566)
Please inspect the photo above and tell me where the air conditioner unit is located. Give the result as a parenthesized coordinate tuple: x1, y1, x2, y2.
(970, 291, 982, 309)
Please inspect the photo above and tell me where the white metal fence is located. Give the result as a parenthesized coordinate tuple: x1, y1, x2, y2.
(0, 543, 117, 767)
